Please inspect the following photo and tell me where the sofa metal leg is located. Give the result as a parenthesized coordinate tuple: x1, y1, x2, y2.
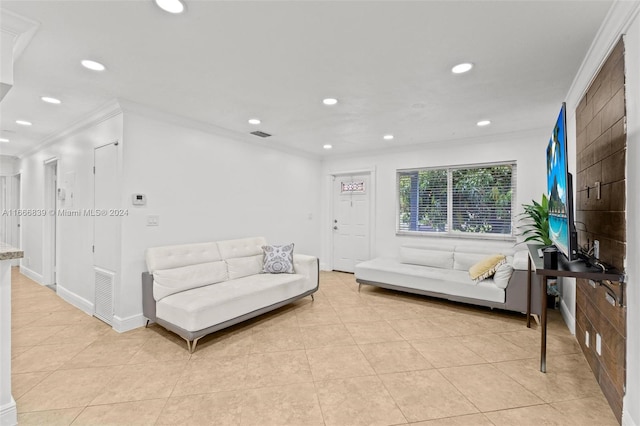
(191, 337, 202, 353)
(531, 313, 541, 326)
(185, 339, 192, 352)
(310, 294, 315, 302)
(145, 319, 150, 328)
(358, 283, 362, 292)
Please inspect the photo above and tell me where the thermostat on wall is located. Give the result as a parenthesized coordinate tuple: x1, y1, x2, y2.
(132, 194, 146, 206)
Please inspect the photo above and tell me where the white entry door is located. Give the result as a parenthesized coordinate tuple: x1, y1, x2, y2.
(332, 174, 370, 273)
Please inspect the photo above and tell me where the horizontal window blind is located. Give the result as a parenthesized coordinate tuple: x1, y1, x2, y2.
(398, 163, 516, 237)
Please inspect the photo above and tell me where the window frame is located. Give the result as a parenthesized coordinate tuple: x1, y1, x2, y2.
(396, 161, 517, 241)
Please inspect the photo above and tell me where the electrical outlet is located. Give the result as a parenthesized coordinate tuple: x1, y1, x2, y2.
(593, 240, 600, 259)
(585, 330, 590, 348)
(596, 333, 602, 356)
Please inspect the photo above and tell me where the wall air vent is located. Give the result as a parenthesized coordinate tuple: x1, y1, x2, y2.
(250, 130, 272, 138)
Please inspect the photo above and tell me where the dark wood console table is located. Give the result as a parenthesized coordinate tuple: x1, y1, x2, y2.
(526, 244, 624, 373)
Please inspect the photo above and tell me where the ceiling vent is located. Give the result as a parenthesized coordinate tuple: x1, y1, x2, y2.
(250, 130, 272, 138)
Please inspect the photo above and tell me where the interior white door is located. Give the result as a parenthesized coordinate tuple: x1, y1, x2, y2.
(332, 174, 370, 273)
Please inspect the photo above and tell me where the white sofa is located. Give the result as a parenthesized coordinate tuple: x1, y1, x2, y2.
(355, 242, 541, 315)
(142, 237, 318, 352)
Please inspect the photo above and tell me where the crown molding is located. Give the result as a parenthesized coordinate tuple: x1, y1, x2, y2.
(19, 99, 123, 158)
(0, 9, 40, 60)
(566, 0, 640, 111)
(117, 98, 320, 161)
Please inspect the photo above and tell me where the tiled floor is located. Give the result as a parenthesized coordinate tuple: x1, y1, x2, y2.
(11, 268, 618, 425)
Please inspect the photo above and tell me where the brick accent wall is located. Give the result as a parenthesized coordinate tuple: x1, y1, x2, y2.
(575, 38, 626, 423)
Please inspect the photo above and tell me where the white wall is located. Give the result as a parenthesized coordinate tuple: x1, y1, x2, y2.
(0, 155, 17, 176)
(623, 10, 640, 426)
(321, 129, 548, 268)
(115, 110, 323, 325)
(18, 111, 123, 313)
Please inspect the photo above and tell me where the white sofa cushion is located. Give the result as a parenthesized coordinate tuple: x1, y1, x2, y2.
(356, 257, 504, 304)
(217, 237, 267, 259)
(153, 260, 228, 301)
(399, 246, 454, 269)
(226, 254, 264, 280)
(156, 273, 313, 332)
(146, 242, 221, 273)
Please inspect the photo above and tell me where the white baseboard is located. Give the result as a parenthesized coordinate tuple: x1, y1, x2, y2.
(56, 284, 94, 316)
(560, 297, 576, 335)
(319, 262, 331, 271)
(19, 266, 42, 285)
(623, 409, 639, 426)
(0, 398, 17, 426)
(112, 314, 146, 333)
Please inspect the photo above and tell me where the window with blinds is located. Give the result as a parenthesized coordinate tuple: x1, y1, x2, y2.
(398, 162, 516, 237)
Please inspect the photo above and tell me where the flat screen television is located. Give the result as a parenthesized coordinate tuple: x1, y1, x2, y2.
(546, 103, 578, 261)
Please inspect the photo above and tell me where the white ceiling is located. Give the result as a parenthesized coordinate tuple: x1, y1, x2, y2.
(0, 0, 614, 158)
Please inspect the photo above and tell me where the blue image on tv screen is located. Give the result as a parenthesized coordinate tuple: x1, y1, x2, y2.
(547, 106, 569, 257)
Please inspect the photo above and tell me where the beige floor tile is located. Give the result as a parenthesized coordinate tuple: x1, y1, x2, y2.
(245, 350, 313, 388)
(127, 334, 192, 364)
(345, 321, 405, 344)
(11, 325, 67, 347)
(410, 413, 494, 425)
(459, 333, 536, 362)
(171, 355, 249, 396)
(426, 315, 489, 337)
(249, 306, 300, 329)
(499, 329, 581, 356)
(158, 392, 242, 426)
(388, 318, 450, 340)
(380, 370, 478, 422)
(250, 325, 305, 353)
(550, 395, 619, 425)
(359, 341, 433, 374)
(325, 291, 369, 308)
(61, 337, 147, 369)
(74, 399, 167, 425)
(40, 321, 112, 346)
(11, 312, 40, 329)
(494, 355, 603, 403)
(29, 309, 93, 327)
(91, 361, 186, 405)
(189, 327, 254, 358)
(12, 342, 91, 373)
(316, 375, 407, 426)
(440, 364, 544, 412)
(11, 371, 51, 400)
(306, 345, 375, 381)
(240, 382, 324, 426)
(296, 305, 342, 327)
(410, 337, 486, 368)
(11, 345, 30, 359)
(336, 305, 382, 323)
(485, 404, 570, 425)
(17, 407, 83, 426)
(17, 366, 120, 412)
(301, 323, 356, 349)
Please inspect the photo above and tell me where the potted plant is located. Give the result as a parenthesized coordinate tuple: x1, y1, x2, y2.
(518, 194, 552, 246)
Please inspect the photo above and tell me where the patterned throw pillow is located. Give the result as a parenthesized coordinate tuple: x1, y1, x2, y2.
(469, 254, 507, 282)
(262, 243, 295, 274)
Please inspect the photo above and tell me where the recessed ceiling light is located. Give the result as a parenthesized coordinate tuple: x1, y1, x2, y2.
(322, 98, 338, 106)
(41, 96, 61, 104)
(323, 144, 333, 149)
(477, 120, 491, 127)
(155, 0, 185, 14)
(248, 118, 261, 125)
(383, 134, 394, 140)
(16, 120, 32, 126)
(0, 138, 9, 143)
(81, 59, 106, 71)
(452, 63, 474, 74)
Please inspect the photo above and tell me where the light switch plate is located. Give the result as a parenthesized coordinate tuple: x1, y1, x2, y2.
(596, 333, 602, 356)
